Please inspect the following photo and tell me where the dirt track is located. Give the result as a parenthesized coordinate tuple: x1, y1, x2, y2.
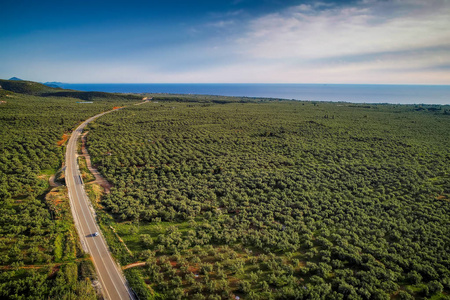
(80, 132, 113, 193)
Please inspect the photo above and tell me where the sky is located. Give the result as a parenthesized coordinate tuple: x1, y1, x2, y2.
(1, 0, 450, 84)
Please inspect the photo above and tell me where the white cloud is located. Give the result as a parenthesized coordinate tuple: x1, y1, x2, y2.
(236, 0, 450, 62)
(2, 0, 450, 84)
(173, 0, 446, 84)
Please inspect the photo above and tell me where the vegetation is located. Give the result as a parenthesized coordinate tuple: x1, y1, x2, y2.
(145, 93, 276, 104)
(0, 79, 60, 95)
(78, 156, 95, 183)
(0, 79, 138, 298)
(1, 78, 449, 299)
(0, 79, 141, 101)
(85, 100, 450, 299)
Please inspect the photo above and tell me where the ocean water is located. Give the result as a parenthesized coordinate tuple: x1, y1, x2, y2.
(59, 83, 450, 105)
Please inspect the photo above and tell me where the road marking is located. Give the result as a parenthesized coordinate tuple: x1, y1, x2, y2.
(67, 133, 114, 300)
(68, 177, 112, 300)
(66, 112, 134, 300)
(66, 148, 112, 299)
(74, 162, 124, 300)
(72, 171, 123, 300)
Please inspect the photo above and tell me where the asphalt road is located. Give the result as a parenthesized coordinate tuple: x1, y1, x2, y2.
(65, 109, 133, 300)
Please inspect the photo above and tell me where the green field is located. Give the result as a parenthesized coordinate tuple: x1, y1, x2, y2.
(0, 79, 140, 298)
(1, 79, 449, 299)
(85, 100, 450, 299)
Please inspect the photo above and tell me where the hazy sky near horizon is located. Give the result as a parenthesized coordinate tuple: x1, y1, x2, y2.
(1, 0, 450, 84)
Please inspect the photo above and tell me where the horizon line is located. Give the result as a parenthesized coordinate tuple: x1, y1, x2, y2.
(2, 78, 450, 86)
(47, 82, 450, 86)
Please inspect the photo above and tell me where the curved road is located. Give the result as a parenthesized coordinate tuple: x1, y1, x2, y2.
(65, 108, 133, 300)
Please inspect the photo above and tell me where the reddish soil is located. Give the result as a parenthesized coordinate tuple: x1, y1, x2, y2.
(0, 263, 61, 272)
(187, 265, 199, 273)
(123, 261, 146, 270)
(135, 99, 151, 105)
(57, 134, 69, 146)
(46, 189, 64, 206)
(49, 265, 61, 277)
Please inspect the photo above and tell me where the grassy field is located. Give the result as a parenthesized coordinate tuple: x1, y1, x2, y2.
(85, 99, 450, 299)
(2, 78, 449, 299)
(78, 156, 95, 182)
(0, 79, 141, 298)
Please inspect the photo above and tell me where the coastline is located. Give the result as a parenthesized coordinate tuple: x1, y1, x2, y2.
(57, 83, 450, 105)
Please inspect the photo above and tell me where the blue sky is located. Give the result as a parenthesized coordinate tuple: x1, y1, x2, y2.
(1, 0, 449, 84)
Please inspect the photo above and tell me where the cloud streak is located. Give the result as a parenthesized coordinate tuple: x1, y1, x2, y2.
(1, 0, 449, 84)
(236, 0, 450, 59)
(186, 0, 450, 84)
(143, 0, 450, 84)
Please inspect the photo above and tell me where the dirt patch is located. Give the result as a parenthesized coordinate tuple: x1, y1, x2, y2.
(57, 134, 69, 146)
(436, 195, 448, 201)
(123, 261, 146, 270)
(81, 132, 113, 193)
(135, 99, 151, 105)
(0, 264, 61, 271)
(87, 183, 103, 204)
(187, 265, 199, 274)
(45, 187, 69, 217)
(49, 174, 63, 187)
(48, 265, 61, 278)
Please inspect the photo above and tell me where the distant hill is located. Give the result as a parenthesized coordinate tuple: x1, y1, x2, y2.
(9, 77, 23, 81)
(0, 79, 60, 95)
(39, 90, 141, 101)
(43, 81, 64, 88)
(0, 78, 141, 101)
(0, 78, 58, 95)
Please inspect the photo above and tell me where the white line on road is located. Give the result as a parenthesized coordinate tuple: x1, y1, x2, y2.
(65, 108, 134, 300)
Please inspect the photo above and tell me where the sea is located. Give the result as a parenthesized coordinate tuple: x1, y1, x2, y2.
(58, 83, 450, 105)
